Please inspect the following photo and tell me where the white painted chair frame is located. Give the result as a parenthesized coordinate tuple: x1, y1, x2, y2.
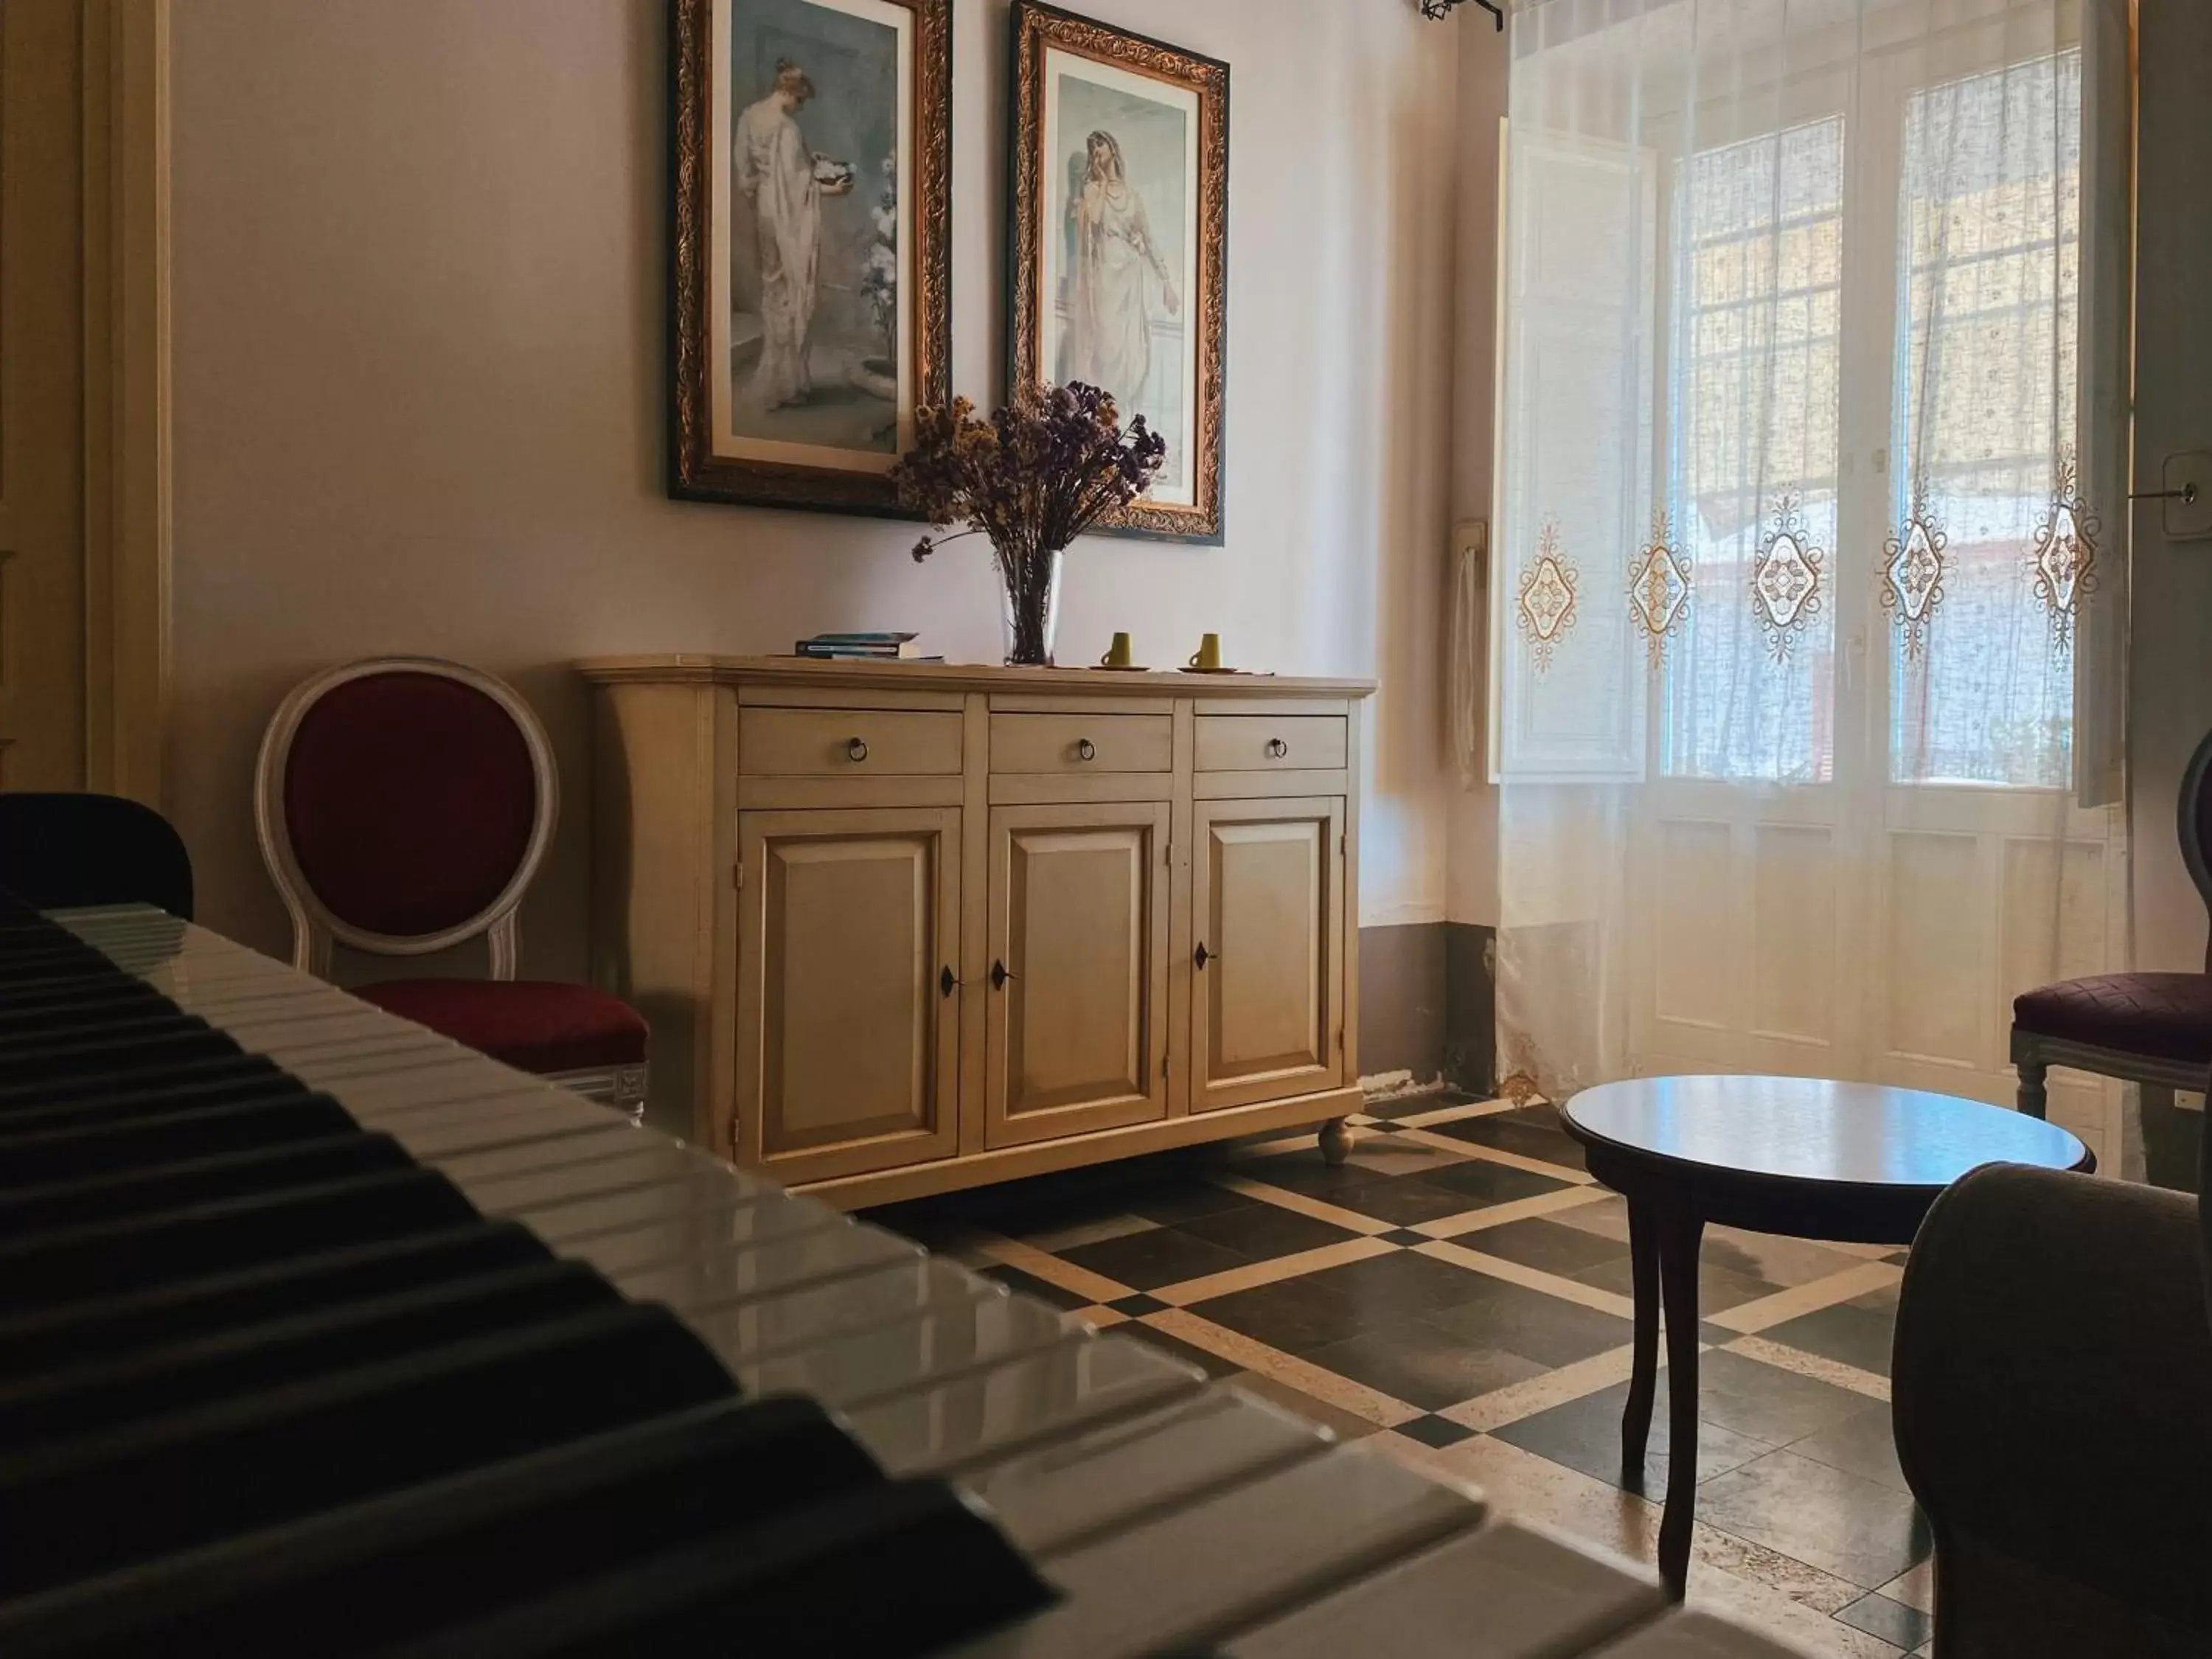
(254, 655, 645, 1119)
(2013, 726, 2212, 1185)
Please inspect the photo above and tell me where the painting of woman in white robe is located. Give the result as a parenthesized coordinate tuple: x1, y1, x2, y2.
(1014, 7, 1223, 539)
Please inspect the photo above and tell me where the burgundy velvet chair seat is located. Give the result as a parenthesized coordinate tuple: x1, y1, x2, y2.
(355, 978, 649, 1076)
(2013, 973, 2212, 1065)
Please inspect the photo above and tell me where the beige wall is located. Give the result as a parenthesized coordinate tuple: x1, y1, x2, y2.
(2129, 0, 2212, 973)
(168, 0, 1466, 978)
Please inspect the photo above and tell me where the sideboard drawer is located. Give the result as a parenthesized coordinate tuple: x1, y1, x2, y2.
(740, 708, 964, 776)
(1194, 714, 1348, 773)
(990, 713, 1173, 776)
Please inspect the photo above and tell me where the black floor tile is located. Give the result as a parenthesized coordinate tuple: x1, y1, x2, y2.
(1489, 1372, 1776, 1495)
(1423, 1279, 1636, 1367)
(1425, 1115, 1589, 1172)
(1783, 1403, 1909, 1494)
(1109, 1292, 1169, 1316)
(1300, 1316, 1549, 1411)
(1176, 1201, 1362, 1262)
(1363, 1089, 1482, 1121)
(1379, 1227, 1433, 1246)
(1298, 1248, 1508, 1323)
(1119, 1321, 1244, 1380)
(1057, 1225, 1255, 1292)
(1188, 1274, 1372, 1354)
(1415, 1158, 1574, 1208)
(1696, 1448, 1932, 1589)
(1229, 1155, 1397, 1203)
(1115, 1175, 1258, 1226)
(1835, 1591, 1931, 1650)
(1396, 1413, 1481, 1448)
(1322, 1174, 1495, 1227)
(1759, 1301, 1897, 1377)
(1461, 1217, 1631, 1276)
(1688, 1349, 1880, 1446)
(1573, 1253, 1780, 1315)
(976, 1262, 1094, 1311)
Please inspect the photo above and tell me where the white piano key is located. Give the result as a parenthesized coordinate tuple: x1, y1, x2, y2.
(721, 1291, 1075, 1411)
(444, 1134, 679, 1193)
(527, 1176, 833, 1251)
(1226, 1519, 1666, 1659)
(380, 1099, 627, 1162)
(846, 1332, 1206, 1480)
(969, 1387, 1332, 1559)
(951, 1446, 1484, 1659)
(1588, 1611, 1820, 1658)
(587, 1215, 919, 1306)
(302, 1053, 553, 1107)
(638, 1253, 995, 1357)
(347, 1082, 600, 1135)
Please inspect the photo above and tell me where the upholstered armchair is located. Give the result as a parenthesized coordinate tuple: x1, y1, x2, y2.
(255, 657, 647, 1119)
(1893, 1147, 2212, 1658)
(2011, 726, 2212, 1185)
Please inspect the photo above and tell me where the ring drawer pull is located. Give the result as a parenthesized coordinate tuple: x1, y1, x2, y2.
(846, 737, 869, 763)
(1077, 738, 1098, 762)
(1267, 737, 1289, 759)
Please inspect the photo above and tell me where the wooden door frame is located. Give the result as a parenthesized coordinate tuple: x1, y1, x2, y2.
(80, 0, 170, 804)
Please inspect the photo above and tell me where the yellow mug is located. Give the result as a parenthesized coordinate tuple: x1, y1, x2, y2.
(1188, 633, 1223, 672)
(1100, 632, 1136, 669)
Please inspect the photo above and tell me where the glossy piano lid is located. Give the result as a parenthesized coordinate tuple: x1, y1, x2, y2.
(846, 1333, 1205, 1479)
(726, 1293, 1074, 1412)
(648, 1255, 992, 1360)
(953, 1443, 1484, 1659)
(1580, 1609, 1818, 1656)
(971, 1386, 1329, 1559)
(1562, 1074, 2090, 1189)
(1225, 1518, 1666, 1658)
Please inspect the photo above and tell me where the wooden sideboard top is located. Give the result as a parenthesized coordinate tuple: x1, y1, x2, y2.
(576, 653, 1377, 699)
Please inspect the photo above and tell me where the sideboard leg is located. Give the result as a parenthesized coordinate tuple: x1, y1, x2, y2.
(1318, 1116, 1353, 1166)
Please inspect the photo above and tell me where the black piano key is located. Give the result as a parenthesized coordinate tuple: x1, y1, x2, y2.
(0, 1259, 625, 1450)
(0, 1220, 551, 1380)
(0, 1031, 244, 1099)
(0, 1132, 417, 1234)
(0, 979, 169, 1032)
(379, 1478, 1056, 1659)
(0, 1061, 303, 1130)
(0, 1397, 880, 1657)
(0, 1167, 484, 1315)
(0, 1020, 241, 1089)
(0, 1303, 740, 1598)
(0, 1091, 358, 1186)
(0, 1006, 205, 1056)
(0, 1051, 290, 1114)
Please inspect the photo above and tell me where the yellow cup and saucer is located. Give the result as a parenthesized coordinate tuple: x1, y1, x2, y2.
(1180, 632, 1237, 674)
(1092, 632, 1149, 671)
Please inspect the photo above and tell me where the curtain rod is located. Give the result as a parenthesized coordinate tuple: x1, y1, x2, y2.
(1421, 0, 1506, 27)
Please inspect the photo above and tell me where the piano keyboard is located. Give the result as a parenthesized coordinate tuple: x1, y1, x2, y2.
(0, 896, 1810, 1658)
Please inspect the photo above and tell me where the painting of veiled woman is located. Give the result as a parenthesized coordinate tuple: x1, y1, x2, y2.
(1012, 3, 1228, 542)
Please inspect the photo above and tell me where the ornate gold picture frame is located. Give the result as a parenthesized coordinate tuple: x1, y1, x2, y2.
(670, 0, 952, 515)
(1009, 1, 1228, 543)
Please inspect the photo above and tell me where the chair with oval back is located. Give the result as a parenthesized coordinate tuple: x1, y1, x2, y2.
(256, 657, 647, 1120)
(2011, 725, 2212, 1187)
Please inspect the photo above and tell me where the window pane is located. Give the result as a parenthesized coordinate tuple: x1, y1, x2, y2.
(1665, 117, 1844, 786)
(1891, 52, 2081, 788)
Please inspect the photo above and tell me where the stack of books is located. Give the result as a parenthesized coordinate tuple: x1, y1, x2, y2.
(794, 631, 942, 663)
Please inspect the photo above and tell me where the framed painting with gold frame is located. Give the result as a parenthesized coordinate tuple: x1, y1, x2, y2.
(670, 0, 951, 515)
(1009, 1, 1228, 543)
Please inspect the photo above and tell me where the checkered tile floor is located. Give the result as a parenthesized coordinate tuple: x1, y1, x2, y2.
(865, 1092, 1935, 1659)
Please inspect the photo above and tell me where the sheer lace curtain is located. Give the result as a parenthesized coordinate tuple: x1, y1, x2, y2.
(1491, 0, 2134, 1166)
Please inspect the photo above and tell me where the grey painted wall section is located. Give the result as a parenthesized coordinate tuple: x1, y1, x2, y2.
(1355, 920, 1495, 1096)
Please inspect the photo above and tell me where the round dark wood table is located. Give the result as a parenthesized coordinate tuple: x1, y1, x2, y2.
(1559, 1074, 2093, 1599)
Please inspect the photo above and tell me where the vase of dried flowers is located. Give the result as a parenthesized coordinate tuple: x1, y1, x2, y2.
(894, 382, 1166, 667)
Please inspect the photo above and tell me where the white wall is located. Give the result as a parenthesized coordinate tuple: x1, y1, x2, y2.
(168, 0, 1464, 976)
(2129, 0, 2212, 973)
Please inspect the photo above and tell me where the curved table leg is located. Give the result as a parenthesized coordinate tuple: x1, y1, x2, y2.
(1654, 1200, 1705, 1599)
(1621, 1196, 1660, 1484)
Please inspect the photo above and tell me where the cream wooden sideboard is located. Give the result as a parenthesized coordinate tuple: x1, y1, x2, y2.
(580, 655, 1376, 1208)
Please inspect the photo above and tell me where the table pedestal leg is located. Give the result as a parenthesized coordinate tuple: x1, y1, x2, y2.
(1621, 1197, 1660, 1482)
(1655, 1202, 1705, 1599)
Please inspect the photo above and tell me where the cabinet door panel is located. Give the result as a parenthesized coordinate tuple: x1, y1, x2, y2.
(986, 802, 1172, 1147)
(1192, 798, 1346, 1113)
(737, 808, 960, 1183)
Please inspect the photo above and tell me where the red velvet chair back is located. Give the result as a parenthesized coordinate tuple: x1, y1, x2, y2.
(256, 659, 554, 973)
